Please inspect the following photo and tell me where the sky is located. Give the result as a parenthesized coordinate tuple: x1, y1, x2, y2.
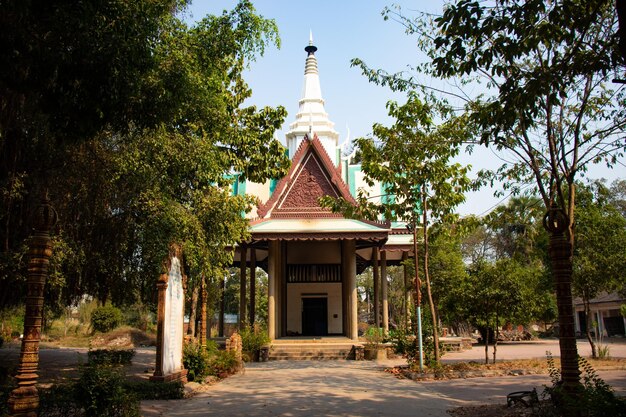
(183, 1, 625, 216)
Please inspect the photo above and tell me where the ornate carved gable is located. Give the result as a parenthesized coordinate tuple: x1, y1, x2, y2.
(275, 152, 339, 215)
(257, 134, 356, 219)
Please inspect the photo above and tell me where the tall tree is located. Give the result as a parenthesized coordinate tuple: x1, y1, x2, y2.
(0, 1, 290, 312)
(323, 92, 472, 363)
(573, 180, 626, 357)
(354, 0, 625, 392)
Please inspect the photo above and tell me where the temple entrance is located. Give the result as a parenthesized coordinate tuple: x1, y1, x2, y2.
(302, 297, 328, 336)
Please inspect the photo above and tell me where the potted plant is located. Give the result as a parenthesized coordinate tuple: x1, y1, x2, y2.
(363, 326, 386, 360)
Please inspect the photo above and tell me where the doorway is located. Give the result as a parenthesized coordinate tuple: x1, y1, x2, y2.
(302, 297, 328, 336)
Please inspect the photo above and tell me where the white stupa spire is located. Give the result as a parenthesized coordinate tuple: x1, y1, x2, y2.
(285, 34, 340, 164)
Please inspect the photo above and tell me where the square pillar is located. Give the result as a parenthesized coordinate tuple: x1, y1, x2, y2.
(342, 240, 358, 340)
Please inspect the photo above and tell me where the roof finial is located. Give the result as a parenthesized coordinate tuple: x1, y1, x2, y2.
(305, 31, 317, 55)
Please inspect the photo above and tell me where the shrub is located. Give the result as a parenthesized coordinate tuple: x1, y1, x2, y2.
(406, 336, 442, 370)
(364, 326, 384, 348)
(39, 383, 82, 417)
(208, 350, 240, 378)
(240, 325, 271, 356)
(75, 364, 139, 417)
(388, 328, 411, 354)
(542, 353, 626, 417)
(125, 380, 184, 400)
(90, 305, 123, 333)
(183, 341, 210, 382)
(88, 349, 135, 365)
(123, 303, 154, 332)
(39, 364, 139, 417)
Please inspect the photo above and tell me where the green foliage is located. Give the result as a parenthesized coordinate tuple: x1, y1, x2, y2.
(123, 303, 155, 332)
(76, 364, 139, 417)
(125, 380, 184, 400)
(39, 383, 83, 417)
(183, 340, 211, 382)
(388, 328, 411, 354)
(0, 305, 24, 340)
(39, 364, 140, 417)
(1, 0, 290, 313)
(207, 350, 240, 378)
(87, 349, 135, 366)
(90, 305, 123, 333)
(240, 325, 271, 355)
(364, 326, 384, 348)
(543, 354, 626, 417)
(621, 304, 626, 319)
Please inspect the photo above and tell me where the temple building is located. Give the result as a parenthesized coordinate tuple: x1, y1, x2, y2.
(231, 37, 414, 342)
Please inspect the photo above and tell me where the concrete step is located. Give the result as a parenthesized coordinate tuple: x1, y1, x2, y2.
(268, 344, 358, 360)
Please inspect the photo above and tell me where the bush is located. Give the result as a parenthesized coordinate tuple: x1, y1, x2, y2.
(76, 364, 139, 417)
(388, 328, 411, 354)
(125, 380, 184, 400)
(208, 350, 240, 378)
(123, 303, 154, 332)
(88, 349, 135, 365)
(183, 340, 210, 382)
(542, 353, 626, 417)
(90, 305, 123, 333)
(240, 325, 271, 356)
(39, 364, 139, 417)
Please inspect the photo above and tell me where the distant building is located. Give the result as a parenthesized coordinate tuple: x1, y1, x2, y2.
(574, 292, 626, 337)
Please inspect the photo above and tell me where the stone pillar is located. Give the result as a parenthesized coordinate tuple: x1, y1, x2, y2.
(543, 206, 579, 394)
(151, 250, 187, 383)
(239, 244, 247, 330)
(152, 273, 168, 379)
(268, 241, 278, 340)
(249, 248, 256, 328)
(8, 197, 57, 417)
(381, 251, 389, 334)
(372, 247, 380, 328)
(342, 240, 358, 340)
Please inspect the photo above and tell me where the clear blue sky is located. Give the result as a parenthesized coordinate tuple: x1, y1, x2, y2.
(184, 1, 625, 216)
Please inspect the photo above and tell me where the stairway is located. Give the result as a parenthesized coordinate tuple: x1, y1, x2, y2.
(268, 338, 361, 361)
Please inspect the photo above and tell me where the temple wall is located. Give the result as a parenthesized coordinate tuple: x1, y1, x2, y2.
(286, 282, 342, 335)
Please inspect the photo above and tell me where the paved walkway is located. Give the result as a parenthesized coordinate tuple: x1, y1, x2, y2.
(141, 339, 626, 417)
(2, 338, 625, 416)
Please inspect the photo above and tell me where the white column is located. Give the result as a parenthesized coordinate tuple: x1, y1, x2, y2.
(342, 240, 358, 340)
(381, 251, 389, 334)
(268, 241, 278, 340)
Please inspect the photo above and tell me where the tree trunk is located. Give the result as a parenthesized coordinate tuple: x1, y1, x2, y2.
(422, 195, 440, 363)
(544, 206, 580, 394)
(583, 298, 597, 358)
(492, 314, 498, 364)
(188, 281, 199, 337)
(484, 327, 489, 365)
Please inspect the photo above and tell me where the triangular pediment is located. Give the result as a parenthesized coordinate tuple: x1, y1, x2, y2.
(257, 135, 356, 219)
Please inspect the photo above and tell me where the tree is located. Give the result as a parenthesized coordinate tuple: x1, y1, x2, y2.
(354, 0, 624, 392)
(323, 92, 472, 363)
(573, 180, 626, 357)
(0, 1, 290, 314)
